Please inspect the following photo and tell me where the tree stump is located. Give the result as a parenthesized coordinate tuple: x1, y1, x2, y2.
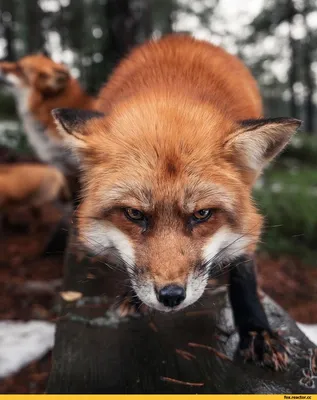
(47, 230, 317, 394)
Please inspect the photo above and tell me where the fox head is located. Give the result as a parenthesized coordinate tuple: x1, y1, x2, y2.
(52, 100, 300, 312)
(0, 54, 70, 96)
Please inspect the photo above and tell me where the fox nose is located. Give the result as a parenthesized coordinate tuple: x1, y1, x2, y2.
(158, 285, 186, 308)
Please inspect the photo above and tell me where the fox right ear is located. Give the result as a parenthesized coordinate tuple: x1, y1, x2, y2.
(52, 108, 104, 149)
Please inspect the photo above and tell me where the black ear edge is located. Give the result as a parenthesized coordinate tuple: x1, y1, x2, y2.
(239, 117, 302, 132)
(36, 49, 51, 59)
(52, 108, 105, 135)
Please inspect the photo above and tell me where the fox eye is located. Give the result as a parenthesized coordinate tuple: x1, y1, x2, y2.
(124, 207, 145, 222)
(192, 209, 213, 222)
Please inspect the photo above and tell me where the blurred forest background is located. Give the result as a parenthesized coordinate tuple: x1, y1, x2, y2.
(0, 0, 317, 261)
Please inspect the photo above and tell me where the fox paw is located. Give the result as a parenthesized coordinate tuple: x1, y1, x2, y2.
(240, 330, 289, 371)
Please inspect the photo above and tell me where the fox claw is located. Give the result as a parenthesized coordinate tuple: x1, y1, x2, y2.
(240, 330, 289, 371)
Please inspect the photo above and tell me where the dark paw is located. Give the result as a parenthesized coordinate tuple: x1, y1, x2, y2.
(240, 330, 290, 371)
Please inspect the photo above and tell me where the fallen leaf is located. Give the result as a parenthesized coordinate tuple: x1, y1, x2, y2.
(175, 348, 196, 361)
(149, 321, 158, 332)
(161, 376, 204, 387)
(188, 342, 232, 361)
(60, 291, 83, 302)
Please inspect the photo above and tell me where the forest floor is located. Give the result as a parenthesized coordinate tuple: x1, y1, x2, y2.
(0, 205, 317, 393)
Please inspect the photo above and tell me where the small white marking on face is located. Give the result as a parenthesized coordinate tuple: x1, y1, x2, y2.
(183, 271, 208, 308)
(203, 226, 250, 264)
(82, 220, 135, 268)
(131, 280, 167, 311)
(5, 73, 22, 87)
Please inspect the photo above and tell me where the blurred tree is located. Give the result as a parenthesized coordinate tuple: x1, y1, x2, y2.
(0, 0, 16, 60)
(302, 0, 315, 133)
(25, 0, 45, 53)
(247, 0, 317, 132)
(152, 0, 176, 35)
(102, 0, 153, 75)
(286, 0, 299, 119)
(80, 0, 107, 94)
(247, 0, 298, 116)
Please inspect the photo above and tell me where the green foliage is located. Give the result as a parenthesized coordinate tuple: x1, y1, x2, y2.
(254, 179, 317, 263)
(253, 132, 317, 262)
(0, 119, 32, 154)
(0, 91, 17, 118)
(279, 134, 317, 167)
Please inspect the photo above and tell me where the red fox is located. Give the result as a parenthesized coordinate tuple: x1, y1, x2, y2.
(52, 35, 301, 369)
(0, 163, 70, 229)
(0, 54, 96, 175)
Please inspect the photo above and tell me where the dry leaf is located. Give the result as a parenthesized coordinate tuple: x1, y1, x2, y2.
(60, 291, 83, 302)
(161, 376, 204, 387)
(188, 342, 232, 361)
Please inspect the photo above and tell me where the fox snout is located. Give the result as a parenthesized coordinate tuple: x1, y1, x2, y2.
(131, 264, 208, 312)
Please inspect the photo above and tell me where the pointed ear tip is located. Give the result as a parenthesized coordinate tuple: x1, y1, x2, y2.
(51, 108, 74, 120)
(282, 118, 302, 134)
(51, 108, 65, 122)
(51, 108, 60, 118)
(286, 118, 302, 128)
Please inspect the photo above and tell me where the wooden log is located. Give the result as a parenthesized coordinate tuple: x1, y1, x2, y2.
(47, 231, 317, 394)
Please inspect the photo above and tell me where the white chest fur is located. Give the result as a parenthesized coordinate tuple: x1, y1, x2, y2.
(14, 88, 77, 175)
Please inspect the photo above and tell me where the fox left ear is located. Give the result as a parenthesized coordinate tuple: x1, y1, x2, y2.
(52, 108, 104, 149)
(227, 117, 301, 179)
(38, 49, 51, 58)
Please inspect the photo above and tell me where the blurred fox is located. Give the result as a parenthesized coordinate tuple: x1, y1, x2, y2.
(0, 163, 70, 230)
(0, 54, 96, 175)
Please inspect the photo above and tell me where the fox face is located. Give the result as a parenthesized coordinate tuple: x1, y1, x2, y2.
(52, 104, 300, 312)
(0, 54, 94, 174)
(0, 54, 70, 95)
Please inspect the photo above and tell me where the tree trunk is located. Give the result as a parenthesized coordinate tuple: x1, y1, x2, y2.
(286, 0, 298, 119)
(288, 34, 298, 118)
(25, 0, 45, 53)
(0, 0, 16, 60)
(103, 0, 153, 76)
(303, 47, 314, 133)
(302, 3, 314, 133)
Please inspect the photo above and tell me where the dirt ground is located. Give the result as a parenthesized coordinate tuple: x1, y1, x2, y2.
(0, 204, 317, 393)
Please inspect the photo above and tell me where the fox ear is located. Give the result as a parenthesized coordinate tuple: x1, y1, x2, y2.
(52, 108, 104, 149)
(38, 49, 51, 58)
(227, 117, 301, 180)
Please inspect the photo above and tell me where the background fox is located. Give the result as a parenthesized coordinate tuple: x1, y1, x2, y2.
(0, 54, 96, 176)
(53, 35, 301, 370)
(0, 163, 70, 231)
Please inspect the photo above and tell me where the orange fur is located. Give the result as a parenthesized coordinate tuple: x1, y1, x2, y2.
(96, 35, 262, 119)
(53, 35, 300, 310)
(0, 163, 70, 211)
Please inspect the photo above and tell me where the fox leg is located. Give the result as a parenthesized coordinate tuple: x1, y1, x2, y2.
(229, 255, 289, 370)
